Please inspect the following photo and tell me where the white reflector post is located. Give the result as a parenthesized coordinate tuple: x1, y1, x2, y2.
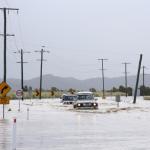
(12, 118, 17, 150)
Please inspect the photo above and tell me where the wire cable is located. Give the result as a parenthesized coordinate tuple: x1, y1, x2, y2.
(16, 14, 25, 49)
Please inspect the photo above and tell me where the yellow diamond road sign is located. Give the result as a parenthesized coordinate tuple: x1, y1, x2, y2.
(0, 97, 10, 104)
(0, 81, 11, 97)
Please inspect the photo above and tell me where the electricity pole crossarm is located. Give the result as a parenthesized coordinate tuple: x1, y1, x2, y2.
(97, 58, 108, 99)
(35, 47, 50, 100)
(0, 34, 15, 36)
(16, 62, 28, 63)
(0, 8, 19, 11)
(36, 59, 47, 61)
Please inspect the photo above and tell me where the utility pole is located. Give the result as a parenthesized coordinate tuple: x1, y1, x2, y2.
(133, 54, 143, 104)
(98, 58, 108, 99)
(35, 46, 49, 100)
(142, 66, 146, 88)
(14, 49, 30, 102)
(0, 7, 19, 119)
(122, 62, 130, 97)
(141, 66, 147, 96)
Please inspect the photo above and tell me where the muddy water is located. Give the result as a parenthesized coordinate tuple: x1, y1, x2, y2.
(0, 99, 150, 150)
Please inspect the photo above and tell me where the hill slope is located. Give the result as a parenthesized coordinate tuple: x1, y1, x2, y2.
(0, 74, 148, 90)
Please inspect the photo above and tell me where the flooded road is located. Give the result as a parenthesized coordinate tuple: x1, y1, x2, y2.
(1, 98, 150, 150)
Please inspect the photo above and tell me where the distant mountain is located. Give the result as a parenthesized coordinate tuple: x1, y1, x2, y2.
(0, 74, 149, 90)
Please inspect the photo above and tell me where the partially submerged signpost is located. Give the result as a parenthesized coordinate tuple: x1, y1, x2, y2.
(0, 81, 11, 118)
(16, 90, 23, 111)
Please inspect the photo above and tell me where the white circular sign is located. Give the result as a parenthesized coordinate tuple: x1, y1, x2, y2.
(16, 90, 23, 98)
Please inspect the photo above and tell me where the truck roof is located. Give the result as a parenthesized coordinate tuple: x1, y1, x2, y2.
(77, 91, 93, 95)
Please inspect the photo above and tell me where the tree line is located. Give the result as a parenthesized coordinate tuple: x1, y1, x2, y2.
(23, 85, 150, 96)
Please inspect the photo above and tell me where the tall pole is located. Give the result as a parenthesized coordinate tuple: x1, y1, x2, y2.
(98, 58, 108, 99)
(14, 49, 29, 102)
(0, 7, 18, 119)
(40, 49, 43, 100)
(35, 46, 49, 100)
(133, 54, 143, 104)
(4, 8, 6, 82)
(142, 66, 146, 96)
(125, 63, 127, 96)
(3, 8, 6, 119)
(21, 49, 24, 101)
(102, 59, 105, 98)
(142, 66, 145, 88)
(122, 62, 130, 97)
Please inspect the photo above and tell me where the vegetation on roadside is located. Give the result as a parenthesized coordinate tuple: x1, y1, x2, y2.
(8, 87, 126, 100)
(144, 96, 150, 100)
(8, 84, 150, 100)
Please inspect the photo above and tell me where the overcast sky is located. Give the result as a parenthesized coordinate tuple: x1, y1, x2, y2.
(0, 0, 150, 80)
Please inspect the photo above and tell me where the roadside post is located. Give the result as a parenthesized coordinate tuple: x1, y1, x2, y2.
(12, 118, 17, 150)
(16, 90, 23, 111)
(27, 108, 29, 120)
(116, 95, 121, 107)
(28, 87, 32, 102)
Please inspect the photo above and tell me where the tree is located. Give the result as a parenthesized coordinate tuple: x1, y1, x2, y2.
(127, 87, 132, 96)
(140, 86, 150, 96)
(119, 85, 132, 96)
(51, 87, 59, 92)
(50, 90, 55, 96)
(112, 87, 118, 92)
(119, 85, 125, 93)
(68, 88, 76, 94)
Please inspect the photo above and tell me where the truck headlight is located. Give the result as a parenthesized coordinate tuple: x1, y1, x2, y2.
(93, 103, 97, 106)
(77, 103, 81, 106)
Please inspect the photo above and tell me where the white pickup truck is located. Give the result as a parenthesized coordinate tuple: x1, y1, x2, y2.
(73, 92, 98, 109)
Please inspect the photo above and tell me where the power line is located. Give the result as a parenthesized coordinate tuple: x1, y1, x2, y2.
(16, 15, 25, 49)
(3, 0, 9, 7)
(8, 10, 24, 50)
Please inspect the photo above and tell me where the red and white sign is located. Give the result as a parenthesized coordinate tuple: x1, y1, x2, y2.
(16, 90, 23, 98)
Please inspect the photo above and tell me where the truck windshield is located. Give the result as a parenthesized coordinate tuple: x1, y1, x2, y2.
(77, 95, 94, 100)
(63, 96, 76, 101)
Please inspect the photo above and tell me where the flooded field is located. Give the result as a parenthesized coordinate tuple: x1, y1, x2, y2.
(1, 97, 150, 150)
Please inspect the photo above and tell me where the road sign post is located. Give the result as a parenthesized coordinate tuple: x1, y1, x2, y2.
(16, 90, 23, 111)
(0, 81, 11, 118)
